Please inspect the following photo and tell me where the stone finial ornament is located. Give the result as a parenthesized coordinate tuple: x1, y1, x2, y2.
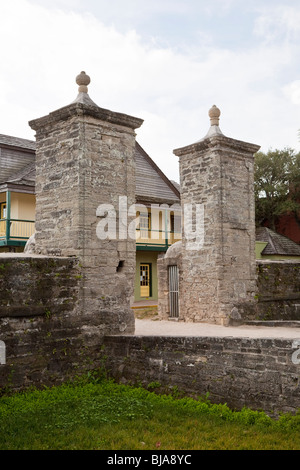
(73, 71, 98, 107)
(76, 71, 91, 93)
(209, 105, 221, 126)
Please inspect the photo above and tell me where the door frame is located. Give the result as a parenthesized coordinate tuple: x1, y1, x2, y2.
(139, 263, 152, 298)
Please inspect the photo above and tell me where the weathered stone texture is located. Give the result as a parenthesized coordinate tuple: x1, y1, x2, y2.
(173, 132, 260, 325)
(102, 335, 300, 414)
(29, 100, 143, 335)
(159, 256, 300, 322)
(253, 260, 300, 321)
(0, 255, 95, 390)
(0, 255, 80, 318)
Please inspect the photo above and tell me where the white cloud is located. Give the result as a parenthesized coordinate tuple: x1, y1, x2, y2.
(254, 5, 300, 43)
(0, 0, 299, 183)
(283, 81, 300, 105)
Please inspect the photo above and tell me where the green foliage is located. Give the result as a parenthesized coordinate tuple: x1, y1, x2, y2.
(0, 376, 299, 450)
(147, 381, 161, 391)
(254, 147, 300, 228)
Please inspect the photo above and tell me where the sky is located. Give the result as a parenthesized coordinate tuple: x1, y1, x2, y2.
(1, 0, 300, 182)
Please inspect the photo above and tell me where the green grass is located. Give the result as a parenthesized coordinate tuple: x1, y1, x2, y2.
(0, 374, 300, 450)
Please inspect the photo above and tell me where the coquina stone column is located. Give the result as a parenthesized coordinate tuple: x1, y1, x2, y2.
(29, 72, 143, 335)
(173, 106, 260, 325)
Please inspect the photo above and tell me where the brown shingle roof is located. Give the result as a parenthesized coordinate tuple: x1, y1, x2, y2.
(135, 142, 180, 204)
(6, 162, 35, 186)
(0, 134, 36, 151)
(0, 134, 36, 184)
(0, 134, 180, 203)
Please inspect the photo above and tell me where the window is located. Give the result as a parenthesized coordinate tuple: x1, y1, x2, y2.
(170, 213, 181, 233)
(139, 212, 151, 230)
(0, 203, 6, 220)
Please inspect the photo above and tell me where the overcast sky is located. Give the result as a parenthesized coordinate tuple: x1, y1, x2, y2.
(1, 0, 300, 181)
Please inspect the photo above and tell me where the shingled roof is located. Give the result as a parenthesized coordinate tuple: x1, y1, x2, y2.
(6, 162, 35, 186)
(0, 134, 36, 184)
(0, 134, 36, 151)
(135, 142, 180, 204)
(0, 134, 180, 203)
(256, 227, 300, 256)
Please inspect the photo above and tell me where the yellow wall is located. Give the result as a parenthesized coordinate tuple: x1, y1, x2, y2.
(10, 193, 36, 220)
(255, 241, 268, 259)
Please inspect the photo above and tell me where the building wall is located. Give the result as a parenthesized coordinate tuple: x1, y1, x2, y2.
(275, 213, 300, 244)
(10, 193, 35, 220)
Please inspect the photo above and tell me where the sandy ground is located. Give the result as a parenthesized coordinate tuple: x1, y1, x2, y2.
(134, 319, 300, 339)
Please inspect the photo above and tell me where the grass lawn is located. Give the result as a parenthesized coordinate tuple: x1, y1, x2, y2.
(0, 374, 299, 450)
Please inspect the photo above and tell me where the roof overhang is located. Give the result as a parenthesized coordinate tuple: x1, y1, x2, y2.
(0, 183, 35, 194)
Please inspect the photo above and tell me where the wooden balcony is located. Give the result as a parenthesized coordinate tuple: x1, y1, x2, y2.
(0, 219, 180, 251)
(136, 228, 181, 251)
(0, 218, 35, 247)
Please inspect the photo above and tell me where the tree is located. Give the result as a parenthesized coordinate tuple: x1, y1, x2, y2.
(254, 147, 300, 229)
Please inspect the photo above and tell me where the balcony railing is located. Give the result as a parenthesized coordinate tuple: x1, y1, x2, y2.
(136, 228, 181, 250)
(0, 218, 35, 245)
(0, 219, 179, 250)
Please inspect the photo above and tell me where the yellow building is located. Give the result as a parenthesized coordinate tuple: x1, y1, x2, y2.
(134, 143, 181, 302)
(0, 135, 36, 252)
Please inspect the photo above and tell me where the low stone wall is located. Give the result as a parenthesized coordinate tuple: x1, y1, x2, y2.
(1, 255, 300, 415)
(254, 260, 300, 321)
(102, 335, 300, 414)
(0, 255, 104, 390)
(158, 257, 300, 323)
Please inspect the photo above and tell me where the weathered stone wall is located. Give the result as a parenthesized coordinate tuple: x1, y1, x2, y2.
(173, 112, 260, 325)
(102, 335, 300, 414)
(0, 255, 107, 390)
(1, 254, 300, 413)
(253, 260, 300, 321)
(159, 257, 300, 322)
(0, 254, 80, 317)
(29, 86, 143, 335)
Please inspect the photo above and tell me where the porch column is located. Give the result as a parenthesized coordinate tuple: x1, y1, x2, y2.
(5, 191, 11, 243)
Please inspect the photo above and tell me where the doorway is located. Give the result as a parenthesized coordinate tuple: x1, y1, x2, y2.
(140, 263, 151, 297)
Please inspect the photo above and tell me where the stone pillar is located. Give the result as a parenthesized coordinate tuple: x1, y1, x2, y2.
(173, 106, 260, 325)
(29, 72, 143, 334)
